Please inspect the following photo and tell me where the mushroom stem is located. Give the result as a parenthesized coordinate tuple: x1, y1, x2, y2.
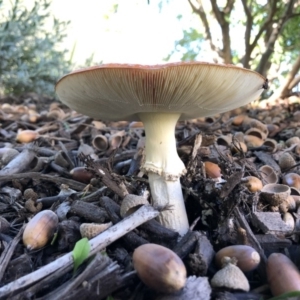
(138, 113, 189, 236)
(148, 173, 189, 236)
(138, 113, 186, 178)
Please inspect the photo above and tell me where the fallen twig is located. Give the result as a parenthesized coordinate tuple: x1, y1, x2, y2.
(0, 172, 91, 191)
(0, 225, 25, 282)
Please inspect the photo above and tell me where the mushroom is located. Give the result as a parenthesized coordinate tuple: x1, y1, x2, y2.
(56, 62, 265, 236)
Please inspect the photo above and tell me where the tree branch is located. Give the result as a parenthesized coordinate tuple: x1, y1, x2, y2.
(289, 75, 300, 91)
(224, 0, 235, 14)
(187, 0, 223, 60)
(210, 0, 234, 63)
(256, 0, 297, 76)
(248, 1, 278, 56)
(241, 0, 253, 68)
(278, 54, 300, 98)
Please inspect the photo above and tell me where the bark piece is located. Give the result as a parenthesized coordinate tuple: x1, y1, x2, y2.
(139, 218, 179, 246)
(188, 232, 215, 276)
(219, 171, 244, 198)
(251, 212, 292, 235)
(69, 200, 108, 223)
(57, 219, 81, 252)
(41, 252, 129, 300)
(172, 231, 199, 259)
(2, 253, 32, 284)
(255, 234, 292, 251)
(254, 151, 281, 173)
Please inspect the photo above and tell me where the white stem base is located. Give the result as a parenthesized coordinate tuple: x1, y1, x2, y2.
(148, 172, 189, 236)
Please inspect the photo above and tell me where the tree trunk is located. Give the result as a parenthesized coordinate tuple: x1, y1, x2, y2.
(267, 54, 300, 101)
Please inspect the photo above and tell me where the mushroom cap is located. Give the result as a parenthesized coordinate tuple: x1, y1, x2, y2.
(56, 62, 265, 121)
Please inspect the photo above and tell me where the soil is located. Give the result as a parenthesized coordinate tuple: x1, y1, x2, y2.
(0, 92, 300, 300)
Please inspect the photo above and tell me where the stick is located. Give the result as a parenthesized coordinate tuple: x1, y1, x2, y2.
(0, 225, 25, 282)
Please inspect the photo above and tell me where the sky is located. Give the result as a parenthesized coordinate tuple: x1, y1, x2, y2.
(50, 0, 196, 66)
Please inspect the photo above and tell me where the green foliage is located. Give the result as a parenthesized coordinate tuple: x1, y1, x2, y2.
(164, 28, 203, 61)
(72, 237, 90, 273)
(166, 0, 300, 80)
(268, 291, 300, 300)
(0, 0, 72, 95)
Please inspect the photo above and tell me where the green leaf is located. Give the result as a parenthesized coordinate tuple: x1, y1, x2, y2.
(268, 291, 300, 300)
(50, 232, 58, 245)
(106, 296, 114, 300)
(72, 238, 90, 273)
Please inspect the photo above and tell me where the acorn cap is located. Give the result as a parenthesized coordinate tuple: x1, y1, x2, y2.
(56, 62, 265, 121)
(259, 165, 278, 184)
(120, 194, 150, 218)
(211, 257, 250, 291)
(260, 183, 291, 206)
(80, 222, 112, 239)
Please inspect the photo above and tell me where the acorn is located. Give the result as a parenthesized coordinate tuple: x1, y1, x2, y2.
(244, 135, 263, 147)
(278, 152, 296, 171)
(282, 212, 294, 233)
(92, 120, 106, 130)
(231, 115, 246, 126)
(241, 176, 263, 193)
(231, 141, 247, 154)
(279, 195, 296, 213)
(282, 173, 300, 190)
(204, 161, 222, 179)
(267, 253, 300, 296)
(16, 130, 39, 143)
(1, 103, 14, 113)
(267, 124, 280, 137)
(27, 109, 40, 123)
(132, 243, 187, 293)
(215, 245, 260, 272)
(285, 136, 300, 147)
(23, 210, 58, 250)
(294, 143, 300, 155)
(70, 167, 94, 184)
(234, 132, 245, 143)
(129, 121, 144, 129)
(47, 107, 66, 120)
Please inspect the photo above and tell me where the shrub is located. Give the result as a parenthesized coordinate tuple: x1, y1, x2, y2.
(0, 0, 72, 96)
